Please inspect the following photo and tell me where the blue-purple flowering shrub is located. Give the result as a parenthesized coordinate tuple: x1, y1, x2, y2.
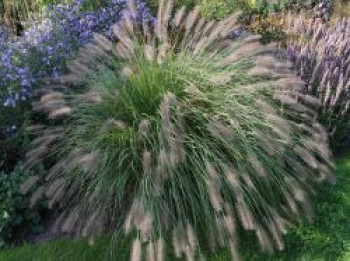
(1, 0, 153, 108)
(0, 0, 153, 171)
(0, 26, 33, 171)
(0, 26, 34, 106)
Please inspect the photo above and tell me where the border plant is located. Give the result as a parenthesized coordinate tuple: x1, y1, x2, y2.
(23, 0, 334, 260)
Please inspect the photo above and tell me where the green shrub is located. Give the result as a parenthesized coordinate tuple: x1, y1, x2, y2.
(148, 0, 287, 21)
(247, 13, 287, 44)
(235, 0, 292, 44)
(148, 0, 198, 14)
(238, 0, 288, 22)
(0, 166, 43, 248)
(24, 1, 334, 260)
(0, 104, 32, 173)
(148, 0, 241, 20)
(199, 0, 239, 19)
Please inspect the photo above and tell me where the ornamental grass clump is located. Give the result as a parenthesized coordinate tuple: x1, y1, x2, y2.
(24, 1, 334, 260)
(285, 15, 350, 150)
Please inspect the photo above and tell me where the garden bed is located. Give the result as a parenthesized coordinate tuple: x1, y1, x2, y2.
(1, 0, 349, 260)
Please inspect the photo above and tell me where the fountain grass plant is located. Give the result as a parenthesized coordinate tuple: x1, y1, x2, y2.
(23, 0, 335, 260)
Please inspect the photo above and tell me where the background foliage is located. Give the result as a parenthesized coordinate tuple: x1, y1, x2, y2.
(0, 166, 44, 249)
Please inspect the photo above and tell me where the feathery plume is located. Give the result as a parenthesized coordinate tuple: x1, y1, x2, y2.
(131, 238, 141, 261)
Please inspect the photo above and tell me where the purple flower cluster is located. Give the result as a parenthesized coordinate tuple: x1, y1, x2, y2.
(286, 14, 350, 146)
(0, 33, 34, 107)
(0, 0, 153, 108)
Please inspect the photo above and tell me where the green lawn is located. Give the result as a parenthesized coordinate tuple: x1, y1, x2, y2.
(1, 152, 350, 261)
